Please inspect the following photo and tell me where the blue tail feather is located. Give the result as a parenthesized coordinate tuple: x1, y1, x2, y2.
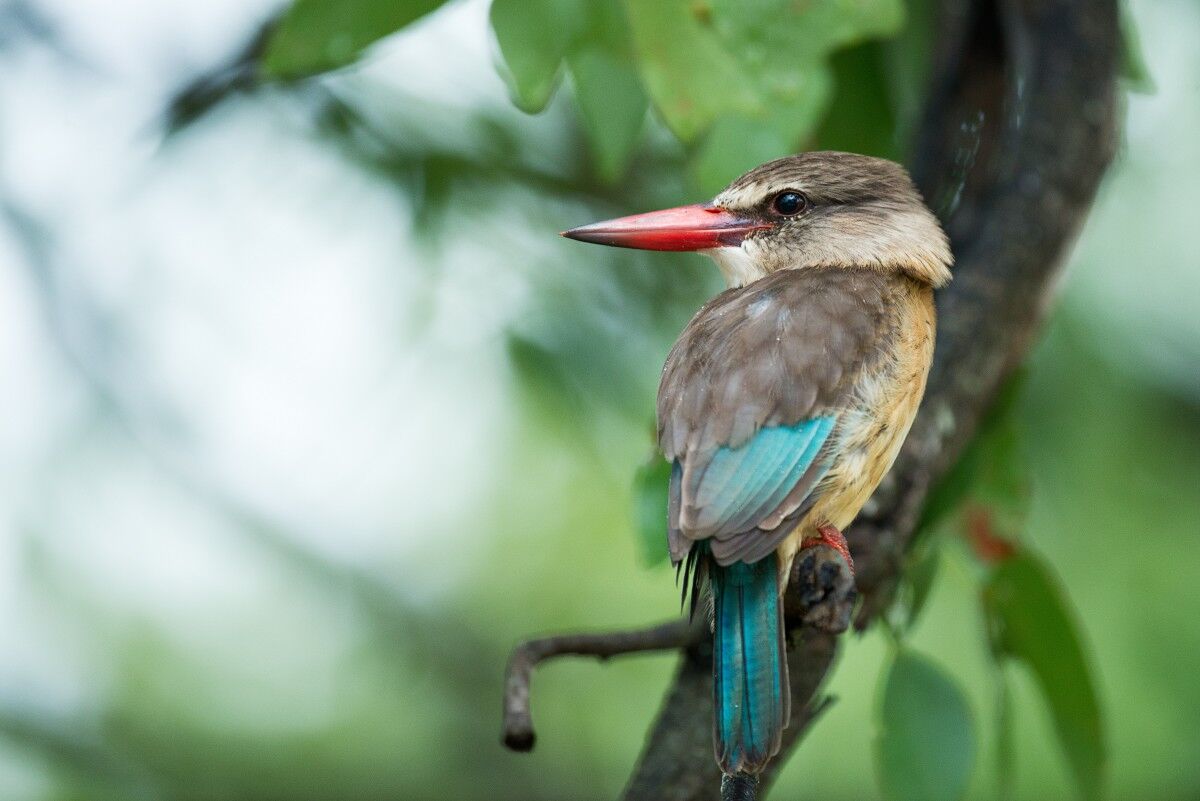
(711, 554, 788, 775)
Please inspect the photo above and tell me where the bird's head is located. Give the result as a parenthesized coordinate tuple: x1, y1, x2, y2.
(563, 151, 951, 288)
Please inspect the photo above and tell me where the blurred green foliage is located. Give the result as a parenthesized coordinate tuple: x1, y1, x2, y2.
(915, 376, 1030, 540)
(876, 649, 977, 801)
(263, 0, 915, 192)
(631, 449, 672, 567)
(264, 0, 452, 76)
(985, 555, 1106, 800)
(901, 375, 1105, 800)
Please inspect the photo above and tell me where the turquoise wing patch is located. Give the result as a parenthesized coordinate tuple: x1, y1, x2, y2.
(685, 417, 836, 536)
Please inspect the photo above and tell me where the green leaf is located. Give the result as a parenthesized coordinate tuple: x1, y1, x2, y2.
(621, 0, 763, 142)
(491, 0, 647, 177)
(1118, 2, 1154, 93)
(983, 554, 1107, 800)
(562, 1, 648, 180)
(263, 0, 449, 78)
(876, 649, 977, 801)
(490, 0, 586, 112)
(569, 48, 647, 181)
(632, 454, 672, 566)
(565, 0, 649, 180)
(623, 0, 905, 191)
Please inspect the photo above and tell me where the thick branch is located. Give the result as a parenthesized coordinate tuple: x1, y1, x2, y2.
(619, 549, 854, 799)
(618, 0, 1120, 797)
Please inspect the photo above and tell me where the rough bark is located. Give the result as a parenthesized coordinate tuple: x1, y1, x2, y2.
(503, 0, 1120, 795)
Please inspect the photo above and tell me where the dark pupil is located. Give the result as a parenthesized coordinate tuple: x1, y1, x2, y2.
(773, 192, 803, 215)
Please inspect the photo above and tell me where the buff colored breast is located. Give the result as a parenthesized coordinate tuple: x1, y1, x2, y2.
(777, 278, 936, 579)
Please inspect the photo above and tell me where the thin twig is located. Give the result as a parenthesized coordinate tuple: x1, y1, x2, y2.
(502, 618, 705, 751)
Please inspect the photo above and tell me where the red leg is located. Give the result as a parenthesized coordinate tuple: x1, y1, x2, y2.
(801, 524, 855, 576)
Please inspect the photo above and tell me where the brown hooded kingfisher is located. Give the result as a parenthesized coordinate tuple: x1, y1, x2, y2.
(563, 152, 952, 790)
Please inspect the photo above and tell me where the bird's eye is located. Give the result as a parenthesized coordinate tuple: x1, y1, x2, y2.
(771, 191, 807, 216)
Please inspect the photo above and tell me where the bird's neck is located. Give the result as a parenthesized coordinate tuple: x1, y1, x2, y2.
(703, 246, 769, 288)
(703, 249, 951, 290)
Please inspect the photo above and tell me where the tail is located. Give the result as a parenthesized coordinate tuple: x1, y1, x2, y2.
(711, 553, 789, 776)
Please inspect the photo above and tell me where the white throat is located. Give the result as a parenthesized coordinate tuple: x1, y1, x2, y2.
(703, 246, 766, 288)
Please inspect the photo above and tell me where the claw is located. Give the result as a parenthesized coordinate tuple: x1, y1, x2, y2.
(786, 540, 857, 634)
(801, 524, 855, 576)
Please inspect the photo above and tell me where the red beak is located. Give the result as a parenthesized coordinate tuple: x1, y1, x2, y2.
(561, 203, 770, 252)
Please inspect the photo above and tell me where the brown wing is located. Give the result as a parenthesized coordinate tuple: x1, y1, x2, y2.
(658, 267, 892, 564)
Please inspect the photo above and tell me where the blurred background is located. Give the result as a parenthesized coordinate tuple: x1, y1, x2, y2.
(0, 0, 1197, 799)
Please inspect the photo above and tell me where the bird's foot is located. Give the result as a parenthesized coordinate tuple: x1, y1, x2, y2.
(801, 524, 855, 576)
(788, 526, 857, 634)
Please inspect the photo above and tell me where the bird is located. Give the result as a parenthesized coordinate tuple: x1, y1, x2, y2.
(562, 151, 952, 789)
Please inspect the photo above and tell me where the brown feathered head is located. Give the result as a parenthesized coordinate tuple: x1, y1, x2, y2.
(564, 151, 952, 289)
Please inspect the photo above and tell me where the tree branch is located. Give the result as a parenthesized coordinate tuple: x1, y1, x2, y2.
(501, 0, 1120, 795)
(502, 618, 705, 751)
(501, 546, 859, 756)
